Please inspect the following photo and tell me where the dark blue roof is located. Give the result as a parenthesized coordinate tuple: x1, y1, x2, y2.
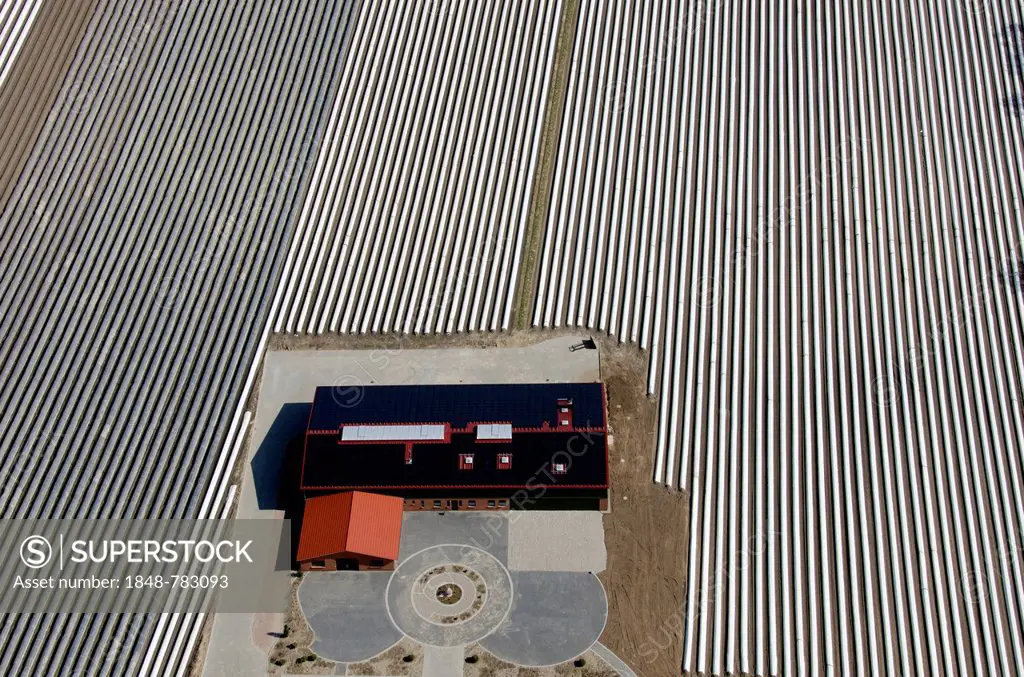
(302, 430, 608, 490)
(308, 382, 606, 431)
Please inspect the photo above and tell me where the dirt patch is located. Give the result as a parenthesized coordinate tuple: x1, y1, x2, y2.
(267, 575, 336, 675)
(0, 0, 99, 208)
(346, 637, 423, 676)
(437, 582, 463, 605)
(511, 0, 583, 329)
(464, 645, 616, 677)
(597, 342, 689, 677)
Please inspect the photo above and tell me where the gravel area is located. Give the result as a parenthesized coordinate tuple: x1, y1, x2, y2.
(507, 511, 606, 573)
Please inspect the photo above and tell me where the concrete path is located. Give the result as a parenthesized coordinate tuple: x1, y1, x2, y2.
(591, 642, 638, 676)
(203, 613, 272, 677)
(422, 645, 465, 677)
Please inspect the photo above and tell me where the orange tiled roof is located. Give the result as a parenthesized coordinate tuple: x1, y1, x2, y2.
(296, 491, 403, 562)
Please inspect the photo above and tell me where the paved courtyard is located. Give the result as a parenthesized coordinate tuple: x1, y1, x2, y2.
(480, 572, 608, 667)
(386, 545, 514, 647)
(399, 511, 509, 564)
(298, 571, 402, 663)
(297, 511, 611, 669)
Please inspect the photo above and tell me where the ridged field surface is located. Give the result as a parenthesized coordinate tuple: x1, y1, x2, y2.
(275, 0, 562, 335)
(0, 0, 99, 209)
(0, 0, 351, 674)
(534, 0, 1024, 675)
(0, 0, 42, 90)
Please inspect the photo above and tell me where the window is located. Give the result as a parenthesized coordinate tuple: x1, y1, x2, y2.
(434, 500, 442, 508)
(560, 419, 569, 426)
(369, 559, 385, 567)
(498, 499, 507, 507)
(488, 500, 496, 508)
(310, 560, 326, 569)
(459, 453, 475, 470)
(497, 453, 512, 470)
(552, 461, 568, 475)
(468, 500, 476, 508)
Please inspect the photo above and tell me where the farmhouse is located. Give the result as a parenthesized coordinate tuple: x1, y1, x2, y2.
(294, 383, 609, 570)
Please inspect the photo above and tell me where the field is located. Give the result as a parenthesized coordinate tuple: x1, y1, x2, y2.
(5, 0, 1024, 676)
(0, 0, 353, 673)
(533, 0, 1024, 674)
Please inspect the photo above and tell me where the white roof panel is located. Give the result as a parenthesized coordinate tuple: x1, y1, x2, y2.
(341, 424, 446, 442)
(476, 423, 513, 440)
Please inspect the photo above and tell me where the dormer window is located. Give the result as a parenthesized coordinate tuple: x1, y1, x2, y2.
(459, 453, 474, 470)
(497, 453, 512, 470)
(555, 398, 574, 429)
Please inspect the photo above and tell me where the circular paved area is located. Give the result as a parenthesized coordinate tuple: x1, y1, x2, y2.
(387, 544, 512, 647)
(480, 572, 608, 667)
(298, 571, 402, 663)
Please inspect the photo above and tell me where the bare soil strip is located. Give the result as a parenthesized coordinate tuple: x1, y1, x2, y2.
(511, 0, 582, 330)
(597, 341, 689, 677)
(0, 0, 98, 209)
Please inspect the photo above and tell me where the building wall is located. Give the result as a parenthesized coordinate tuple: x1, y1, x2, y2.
(403, 497, 511, 512)
(301, 489, 609, 512)
(401, 493, 608, 512)
(299, 552, 395, 572)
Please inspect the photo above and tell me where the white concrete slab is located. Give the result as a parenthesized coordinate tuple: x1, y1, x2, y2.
(204, 613, 275, 677)
(507, 511, 606, 573)
(422, 645, 465, 677)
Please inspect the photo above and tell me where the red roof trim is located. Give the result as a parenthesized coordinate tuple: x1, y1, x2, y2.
(601, 383, 610, 485)
(308, 426, 605, 437)
(299, 404, 316, 494)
